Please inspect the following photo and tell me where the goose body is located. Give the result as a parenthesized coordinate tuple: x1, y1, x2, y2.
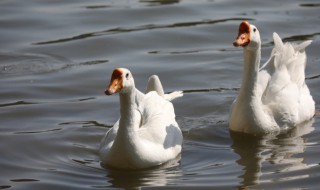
(229, 21, 315, 134)
(99, 68, 183, 169)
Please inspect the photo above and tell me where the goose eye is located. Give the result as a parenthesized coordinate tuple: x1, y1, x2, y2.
(253, 28, 257, 32)
(126, 73, 129, 79)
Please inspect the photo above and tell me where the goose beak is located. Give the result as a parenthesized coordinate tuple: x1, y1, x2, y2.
(105, 68, 123, 96)
(233, 21, 250, 47)
(105, 78, 122, 96)
(104, 88, 114, 96)
(233, 33, 250, 47)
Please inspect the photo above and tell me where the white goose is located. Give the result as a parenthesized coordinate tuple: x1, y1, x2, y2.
(229, 21, 315, 134)
(99, 68, 183, 169)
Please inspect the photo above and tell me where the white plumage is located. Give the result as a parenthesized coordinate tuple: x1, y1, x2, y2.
(99, 68, 183, 169)
(229, 21, 315, 134)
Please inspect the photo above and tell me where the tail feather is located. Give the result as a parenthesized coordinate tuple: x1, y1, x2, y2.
(146, 75, 165, 96)
(270, 33, 311, 87)
(294, 40, 312, 52)
(146, 75, 183, 101)
(273, 32, 284, 52)
(164, 91, 183, 101)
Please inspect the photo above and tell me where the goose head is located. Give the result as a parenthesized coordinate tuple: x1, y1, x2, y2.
(105, 68, 134, 95)
(233, 21, 261, 50)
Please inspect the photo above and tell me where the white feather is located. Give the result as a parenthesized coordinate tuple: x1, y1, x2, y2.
(229, 23, 315, 135)
(100, 69, 183, 169)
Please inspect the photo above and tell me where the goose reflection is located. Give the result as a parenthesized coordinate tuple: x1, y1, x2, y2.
(230, 119, 315, 189)
(104, 155, 181, 189)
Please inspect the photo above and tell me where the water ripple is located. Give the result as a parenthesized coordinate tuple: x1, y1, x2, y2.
(181, 87, 239, 94)
(282, 32, 320, 42)
(79, 60, 109, 66)
(306, 74, 320, 80)
(84, 5, 112, 9)
(0, 186, 11, 190)
(140, 0, 180, 6)
(300, 3, 320, 7)
(33, 18, 253, 45)
(0, 52, 71, 76)
(14, 128, 62, 135)
(10, 179, 39, 182)
(0, 101, 36, 108)
(59, 120, 111, 128)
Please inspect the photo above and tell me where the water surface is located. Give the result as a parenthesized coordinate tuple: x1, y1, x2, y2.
(1, 0, 320, 189)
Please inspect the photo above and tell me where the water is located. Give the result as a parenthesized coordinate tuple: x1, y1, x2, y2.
(1, 0, 320, 189)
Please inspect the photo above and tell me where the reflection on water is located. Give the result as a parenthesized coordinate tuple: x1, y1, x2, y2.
(95, 155, 182, 189)
(230, 119, 315, 189)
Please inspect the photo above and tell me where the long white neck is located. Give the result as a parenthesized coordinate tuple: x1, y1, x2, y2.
(238, 47, 261, 102)
(110, 86, 144, 157)
(118, 87, 139, 131)
(111, 86, 142, 154)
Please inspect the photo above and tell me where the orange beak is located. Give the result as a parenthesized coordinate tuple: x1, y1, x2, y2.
(105, 68, 123, 96)
(233, 21, 250, 47)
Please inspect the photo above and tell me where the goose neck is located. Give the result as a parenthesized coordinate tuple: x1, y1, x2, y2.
(118, 87, 144, 133)
(239, 47, 261, 98)
(119, 88, 136, 116)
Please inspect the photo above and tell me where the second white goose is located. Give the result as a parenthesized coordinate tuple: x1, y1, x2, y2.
(229, 21, 315, 135)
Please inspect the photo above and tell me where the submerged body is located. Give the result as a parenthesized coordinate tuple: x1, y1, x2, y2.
(229, 21, 315, 134)
(100, 68, 183, 169)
